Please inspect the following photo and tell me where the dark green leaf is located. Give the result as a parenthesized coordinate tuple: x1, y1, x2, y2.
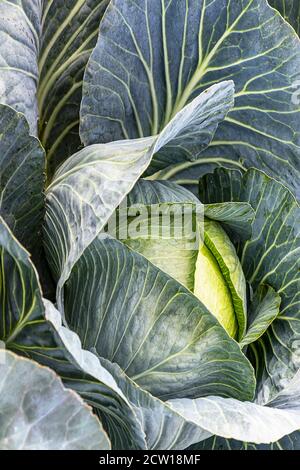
(0, 104, 45, 252)
(0, 0, 40, 134)
(0, 1, 110, 176)
(81, 0, 300, 196)
(38, 0, 109, 176)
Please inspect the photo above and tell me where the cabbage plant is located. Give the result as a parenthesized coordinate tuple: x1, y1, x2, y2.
(0, 0, 300, 450)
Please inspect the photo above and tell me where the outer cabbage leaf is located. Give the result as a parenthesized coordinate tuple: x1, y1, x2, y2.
(0, 104, 45, 251)
(97, 357, 211, 450)
(0, 216, 147, 450)
(81, 0, 300, 196)
(44, 136, 156, 290)
(0, 350, 110, 450)
(190, 369, 300, 449)
(168, 394, 300, 445)
(0, 0, 110, 175)
(0, 0, 40, 134)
